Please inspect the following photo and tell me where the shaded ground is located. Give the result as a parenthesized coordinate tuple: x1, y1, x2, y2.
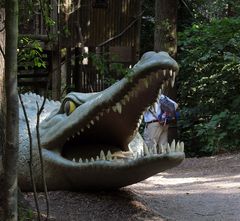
(21, 152, 240, 220)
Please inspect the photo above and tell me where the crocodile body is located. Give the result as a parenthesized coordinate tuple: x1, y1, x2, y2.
(18, 51, 185, 191)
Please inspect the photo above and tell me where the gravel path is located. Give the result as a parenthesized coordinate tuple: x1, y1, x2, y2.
(24, 152, 240, 221)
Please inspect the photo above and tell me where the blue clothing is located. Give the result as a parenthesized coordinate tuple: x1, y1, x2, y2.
(144, 95, 178, 123)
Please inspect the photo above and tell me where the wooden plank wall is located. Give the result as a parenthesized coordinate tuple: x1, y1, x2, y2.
(63, 0, 142, 93)
(18, 0, 142, 95)
(80, 0, 140, 49)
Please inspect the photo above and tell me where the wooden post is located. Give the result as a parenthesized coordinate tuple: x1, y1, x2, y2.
(74, 47, 81, 91)
(154, 0, 178, 142)
(66, 47, 72, 93)
(51, 49, 61, 100)
(51, 0, 61, 100)
(4, 0, 19, 218)
(154, 0, 178, 56)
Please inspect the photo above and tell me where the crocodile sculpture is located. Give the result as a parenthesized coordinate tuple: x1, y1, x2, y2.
(18, 51, 185, 191)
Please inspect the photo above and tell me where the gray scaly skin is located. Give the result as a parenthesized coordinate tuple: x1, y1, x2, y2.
(18, 51, 185, 191)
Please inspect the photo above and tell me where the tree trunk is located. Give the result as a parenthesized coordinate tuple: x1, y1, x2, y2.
(0, 8, 5, 169)
(154, 0, 178, 56)
(0, 9, 6, 219)
(3, 0, 19, 220)
(154, 0, 178, 142)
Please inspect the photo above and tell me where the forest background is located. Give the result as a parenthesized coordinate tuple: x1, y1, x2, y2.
(142, 0, 240, 156)
(1, 0, 239, 157)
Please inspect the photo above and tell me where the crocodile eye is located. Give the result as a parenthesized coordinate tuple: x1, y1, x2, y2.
(64, 101, 76, 115)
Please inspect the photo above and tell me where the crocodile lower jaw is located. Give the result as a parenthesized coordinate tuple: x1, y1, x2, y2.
(54, 140, 184, 166)
(42, 141, 185, 190)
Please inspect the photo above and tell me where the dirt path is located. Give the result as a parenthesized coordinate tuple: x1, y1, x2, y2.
(24, 152, 240, 221)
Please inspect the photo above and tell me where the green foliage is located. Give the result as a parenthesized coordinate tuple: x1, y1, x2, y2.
(85, 52, 132, 86)
(18, 37, 47, 70)
(177, 17, 240, 155)
(18, 206, 34, 221)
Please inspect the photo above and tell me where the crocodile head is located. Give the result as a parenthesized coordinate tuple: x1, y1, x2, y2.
(18, 51, 185, 191)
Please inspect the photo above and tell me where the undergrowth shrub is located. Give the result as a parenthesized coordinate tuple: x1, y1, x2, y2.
(177, 17, 240, 156)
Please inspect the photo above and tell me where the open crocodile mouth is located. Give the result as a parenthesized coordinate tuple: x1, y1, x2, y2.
(61, 133, 185, 164)
(39, 51, 184, 170)
(56, 70, 182, 164)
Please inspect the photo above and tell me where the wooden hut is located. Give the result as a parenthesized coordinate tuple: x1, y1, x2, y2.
(18, 0, 142, 98)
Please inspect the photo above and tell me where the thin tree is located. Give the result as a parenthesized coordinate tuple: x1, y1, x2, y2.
(3, 0, 19, 220)
(154, 0, 178, 56)
(0, 8, 5, 167)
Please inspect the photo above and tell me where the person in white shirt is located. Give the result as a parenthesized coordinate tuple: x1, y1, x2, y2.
(143, 94, 178, 152)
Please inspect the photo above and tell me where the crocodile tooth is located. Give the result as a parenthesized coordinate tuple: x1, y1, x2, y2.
(161, 84, 165, 91)
(72, 134, 75, 139)
(162, 148, 167, 154)
(96, 156, 100, 161)
(90, 120, 94, 125)
(137, 122, 141, 128)
(100, 150, 106, 160)
(163, 144, 168, 153)
(144, 79, 149, 88)
(171, 78, 175, 88)
(165, 80, 169, 87)
(106, 108, 110, 113)
(144, 145, 150, 156)
(148, 147, 153, 155)
(173, 71, 176, 80)
(79, 158, 83, 163)
(73, 158, 76, 162)
(124, 95, 130, 102)
(171, 71, 176, 88)
(90, 157, 94, 162)
(106, 150, 112, 161)
(169, 69, 173, 77)
(135, 152, 139, 159)
(176, 141, 181, 152)
(100, 112, 104, 116)
(180, 142, 185, 152)
(85, 159, 89, 163)
(159, 144, 164, 154)
(147, 75, 152, 83)
(116, 102, 122, 114)
(158, 89, 162, 96)
(138, 117, 142, 124)
(67, 137, 70, 141)
(87, 124, 90, 129)
(163, 69, 166, 76)
(153, 146, 157, 154)
(77, 131, 80, 135)
(81, 128, 84, 132)
(113, 156, 118, 161)
(166, 144, 171, 153)
(112, 105, 117, 112)
(170, 139, 176, 152)
(96, 116, 100, 121)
